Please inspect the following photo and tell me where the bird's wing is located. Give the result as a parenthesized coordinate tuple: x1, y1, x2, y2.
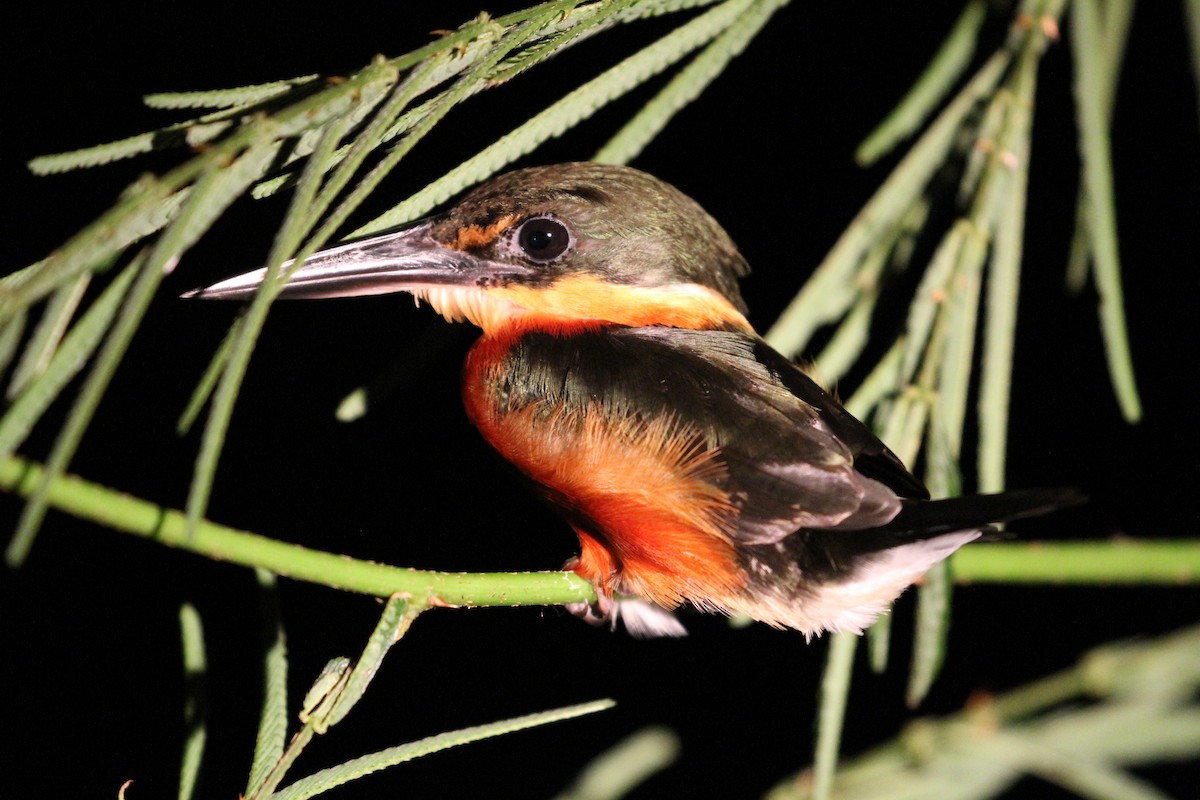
(615, 328, 927, 544)
(499, 327, 926, 545)
(742, 335, 929, 501)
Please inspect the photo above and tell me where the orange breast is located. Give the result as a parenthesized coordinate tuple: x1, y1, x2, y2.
(463, 335, 746, 610)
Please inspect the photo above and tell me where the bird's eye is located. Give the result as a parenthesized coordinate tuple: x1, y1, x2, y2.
(516, 216, 571, 262)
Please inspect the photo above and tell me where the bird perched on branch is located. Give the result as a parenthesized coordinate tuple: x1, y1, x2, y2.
(190, 162, 1072, 637)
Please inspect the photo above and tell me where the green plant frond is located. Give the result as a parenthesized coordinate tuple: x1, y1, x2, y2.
(6, 273, 90, 399)
(246, 0, 633, 200)
(183, 104, 367, 536)
(356, 0, 759, 236)
(1069, 0, 1142, 422)
(245, 571, 289, 799)
(552, 727, 682, 800)
(172, 142, 310, 538)
(29, 29, 447, 177)
(875, 390, 925, 469)
(176, 314, 242, 436)
(484, 0, 640, 87)
(906, 562, 952, 709)
(14, 141, 280, 560)
(1081, 625, 1200, 703)
(925, 404, 965, 501)
(765, 47, 1012, 359)
(810, 293, 879, 390)
(29, 131, 170, 175)
(594, 0, 786, 165)
(937, 232, 986, 456)
(321, 596, 422, 731)
(8, 250, 163, 564)
(252, 87, 410, 200)
(809, 208, 911, 387)
(903, 415, 963, 708)
(856, 0, 989, 166)
(335, 389, 369, 422)
(252, 46, 495, 201)
(183, 141, 286, 252)
(977, 44, 1037, 493)
(867, 613, 892, 674)
(178, 603, 208, 800)
(772, 626, 1200, 800)
(977, 164, 1027, 492)
(144, 75, 322, 110)
(270, 699, 616, 800)
(248, 596, 423, 798)
(31, 72, 338, 175)
(0, 258, 133, 470)
(251, 94, 439, 200)
(897, 221, 967, 383)
(811, 631, 858, 800)
(990, 728, 1179, 800)
(29, 105, 254, 176)
(300, 45, 505, 237)
(1065, 0, 1134, 293)
(961, 106, 1014, 226)
(181, 21, 548, 529)
(0, 311, 26, 378)
(1019, 703, 1200, 781)
(0, 260, 44, 296)
(277, 74, 396, 174)
(957, 95, 1007, 206)
(9, 60, 398, 325)
(1, 181, 178, 325)
(841, 339, 903, 421)
(300, 659, 353, 725)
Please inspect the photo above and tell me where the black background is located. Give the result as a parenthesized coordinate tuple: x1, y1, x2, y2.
(5, 3, 1198, 798)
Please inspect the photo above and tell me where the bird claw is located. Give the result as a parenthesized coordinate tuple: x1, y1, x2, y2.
(565, 595, 688, 638)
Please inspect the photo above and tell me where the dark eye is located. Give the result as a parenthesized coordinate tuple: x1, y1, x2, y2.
(516, 217, 571, 262)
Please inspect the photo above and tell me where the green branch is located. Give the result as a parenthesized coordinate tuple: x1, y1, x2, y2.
(951, 539, 1199, 585)
(3, 455, 1198, 595)
(768, 625, 1200, 800)
(0, 455, 595, 607)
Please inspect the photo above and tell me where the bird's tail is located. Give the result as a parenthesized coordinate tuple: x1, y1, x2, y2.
(879, 487, 1086, 538)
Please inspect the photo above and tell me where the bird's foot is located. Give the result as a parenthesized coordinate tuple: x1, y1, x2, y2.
(565, 594, 688, 638)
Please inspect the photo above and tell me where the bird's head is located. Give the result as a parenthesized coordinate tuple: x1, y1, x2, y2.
(187, 163, 753, 336)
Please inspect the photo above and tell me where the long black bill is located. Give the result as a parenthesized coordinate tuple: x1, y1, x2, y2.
(183, 220, 532, 300)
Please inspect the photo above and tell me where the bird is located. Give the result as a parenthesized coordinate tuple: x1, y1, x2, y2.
(188, 162, 1075, 638)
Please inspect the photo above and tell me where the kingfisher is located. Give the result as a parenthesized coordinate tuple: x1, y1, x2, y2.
(190, 162, 1071, 637)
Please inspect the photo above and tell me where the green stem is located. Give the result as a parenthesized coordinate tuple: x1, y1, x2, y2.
(951, 540, 1200, 585)
(250, 596, 421, 799)
(2, 455, 1197, 593)
(0, 456, 595, 607)
(812, 631, 858, 800)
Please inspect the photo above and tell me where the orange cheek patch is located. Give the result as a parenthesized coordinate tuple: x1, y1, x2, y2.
(449, 213, 518, 251)
(491, 275, 752, 334)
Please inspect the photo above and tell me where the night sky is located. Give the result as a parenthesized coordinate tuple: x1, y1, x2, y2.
(5, 3, 1198, 798)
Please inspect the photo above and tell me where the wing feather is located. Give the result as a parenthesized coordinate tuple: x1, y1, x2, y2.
(498, 327, 922, 545)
